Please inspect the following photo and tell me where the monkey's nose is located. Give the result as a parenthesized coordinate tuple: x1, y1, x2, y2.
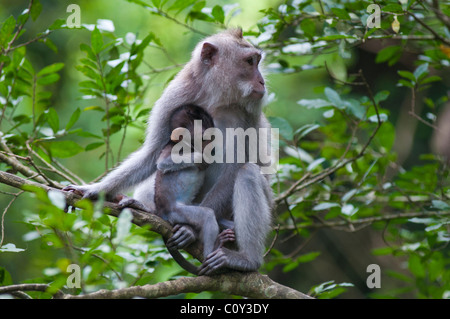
(259, 80, 265, 86)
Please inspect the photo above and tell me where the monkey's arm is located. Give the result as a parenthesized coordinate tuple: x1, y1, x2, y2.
(157, 151, 203, 174)
(199, 163, 243, 220)
(64, 145, 160, 199)
(64, 97, 176, 199)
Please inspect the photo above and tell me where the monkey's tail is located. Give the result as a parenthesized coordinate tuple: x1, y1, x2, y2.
(164, 240, 200, 275)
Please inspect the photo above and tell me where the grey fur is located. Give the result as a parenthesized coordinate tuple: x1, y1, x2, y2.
(66, 29, 274, 275)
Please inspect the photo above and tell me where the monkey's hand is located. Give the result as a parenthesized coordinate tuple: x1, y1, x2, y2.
(63, 184, 98, 199)
(166, 224, 196, 250)
(217, 229, 235, 248)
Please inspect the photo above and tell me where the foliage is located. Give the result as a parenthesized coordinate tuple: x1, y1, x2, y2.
(0, 0, 449, 299)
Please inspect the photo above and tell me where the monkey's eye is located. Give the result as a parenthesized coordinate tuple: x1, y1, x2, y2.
(246, 57, 254, 66)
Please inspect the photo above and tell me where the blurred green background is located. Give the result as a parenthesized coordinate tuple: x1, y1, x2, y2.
(1, 0, 448, 298)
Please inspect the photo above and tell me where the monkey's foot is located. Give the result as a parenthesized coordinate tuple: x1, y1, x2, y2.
(166, 225, 196, 250)
(198, 248, 228, 276)
(217, 229, 235, 248)
(116, 195, 152, 213)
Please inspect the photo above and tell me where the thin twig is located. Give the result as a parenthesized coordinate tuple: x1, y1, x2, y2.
(279, 210, 450, 231)
(154, 8, 210, 37)
(428, 0, 450, 29)
(286, 229, 317, 258)
(72, 246, 123, 281)
(0, 190, 24, 247)
(408, 88, 441, 132)
(408, 11, 450, 46)
(31, 144, 85, 185)
(264, 224, 280, 257)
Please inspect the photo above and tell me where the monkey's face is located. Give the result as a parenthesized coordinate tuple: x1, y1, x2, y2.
(237, 50, 265, 100)
(197, 31, 267, 107)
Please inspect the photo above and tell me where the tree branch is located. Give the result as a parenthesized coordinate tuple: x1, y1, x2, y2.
(61, 272, 312, 299)
(0, 170, 311, 299)
(408, 11, 450, 47)
(429, 0, 450, 29)
(279, 210, 450, 232)
(0, 170, 200, 258)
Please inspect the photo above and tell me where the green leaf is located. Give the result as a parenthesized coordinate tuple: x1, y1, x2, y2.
(46, 141, 84, 158)
(0, 243, 25, 253)
(296, 251, 320, 263)
(189, 12, 214, 23)
(313, 202, 340, 211)
(268, 116, 293, 140)
(324, 87, 343, 108)
(37, 73, 60, 85)
(398, 70, 415, 82)
(113, 209, 133, 245)
(374, 90, 390, 104)
(342, 189, 357, 202)
(85, 142, 105, 151)
(295, 123, 320, 139)
(46, 108, 59, 133)
(84, 106, 103, 112)
(341, 204, 358, 217)
(375, 45, 401, 65)
(17, 10, 30, 26)
(76, 65, 100, 81)
(0, 15, 16, 48)
(413, 63, 429, 81)
(30, 0, 43, 21)
(420, 75, 442, 85)
(79, 80, 102, 91)
(368, 113, 388, 122)
(48, 190, 66, 210)
(383, 3, 403, 13)
(297, 98, 331, 109)
(408, 254, 425, 278)
(331, 8, 351, 20)
(338, 39, 351, 59)
(300, 19, 315, 39)
(48, 19, 66, 30)
(397, 79, 414, 88)
(91, 27, 103, 55)
(211, 5, 225, 24)
(345, 99, 365, 119)
(168, 0, 198, 14)
(0, 267, 13, 285)
(65, 108, 81, 130)
(80, 43, 96, 61)
(37, 63, 64, 77)
(283, 261, 299, 272)
(431, 200, 450, 210)
(372, 246, 394, 256)
(41, 37, 58, 53)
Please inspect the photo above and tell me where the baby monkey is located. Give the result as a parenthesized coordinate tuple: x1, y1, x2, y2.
(121, 104, 235, 272)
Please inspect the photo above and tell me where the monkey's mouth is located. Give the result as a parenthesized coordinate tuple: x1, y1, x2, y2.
(251, 89, 266, 99)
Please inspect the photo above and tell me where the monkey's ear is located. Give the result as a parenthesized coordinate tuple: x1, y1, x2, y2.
(201, 42, 218, 66)
(235, 28, 243, 39)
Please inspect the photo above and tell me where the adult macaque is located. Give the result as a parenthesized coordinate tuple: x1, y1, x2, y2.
(65, 29, 273, 275)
